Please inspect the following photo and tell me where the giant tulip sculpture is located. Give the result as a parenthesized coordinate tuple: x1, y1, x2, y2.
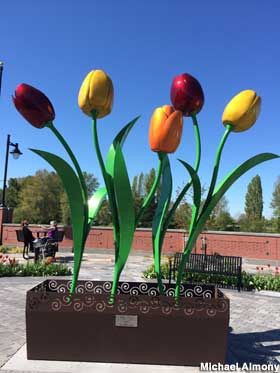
(13, 70, 279, 302)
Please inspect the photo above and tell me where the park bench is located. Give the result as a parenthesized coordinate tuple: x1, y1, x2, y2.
(168, 252, 242, 291)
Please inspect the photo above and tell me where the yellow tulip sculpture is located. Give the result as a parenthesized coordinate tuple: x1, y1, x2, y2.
(222, 90, 261, 132)
(78, 69, 113, 118)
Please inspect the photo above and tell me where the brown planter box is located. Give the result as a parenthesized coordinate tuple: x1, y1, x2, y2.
(26, 280, 230, 366)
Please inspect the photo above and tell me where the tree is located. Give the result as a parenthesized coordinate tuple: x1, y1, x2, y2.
(206, 196, 234, 231)
(131, 175, 144, 219)
(243, 175, 264, 232)
(141, 169, 157, 227)
(173, 202, 192, 229)
(13, 170, 64, 223)
(94, 200, 112, 226)
(130, 168, 159, 227)
(271, 176, 280, 218)
(6, 178, 22, 208)
(245, 175, 263, 220)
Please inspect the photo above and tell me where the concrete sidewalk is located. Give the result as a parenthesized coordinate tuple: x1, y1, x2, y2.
(0, 251, 279, 372)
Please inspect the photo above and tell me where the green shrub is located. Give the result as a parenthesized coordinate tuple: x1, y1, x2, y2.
(0, 246, 23, 254)
(8, 246, 23, 254)
(0, 262, 72, 277)
(0, 246, 10, 253)
(143, 264, 280, 292)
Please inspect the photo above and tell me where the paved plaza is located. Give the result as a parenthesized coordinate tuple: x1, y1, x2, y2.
(0, 251, 279, 372)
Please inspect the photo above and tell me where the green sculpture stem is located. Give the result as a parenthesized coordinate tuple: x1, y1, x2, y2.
(46, 121, 88, 204)
(135, 152, 165, 227)
(163, 115, 201, 231)
(153, 152, 171, 295)
(201, 124, 232, 214)
(175, 124, 233, 298)
(91, 111, 120, 252)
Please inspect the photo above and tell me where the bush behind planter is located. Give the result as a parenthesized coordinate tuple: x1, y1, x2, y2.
(143, 263, 280, 292)
(0, 262, 72, 277)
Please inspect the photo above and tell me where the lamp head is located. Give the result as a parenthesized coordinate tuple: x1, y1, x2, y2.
(10, 143, 22, 159)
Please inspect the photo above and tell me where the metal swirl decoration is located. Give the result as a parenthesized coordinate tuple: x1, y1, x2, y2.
(27, 281, 229, 317)
(103, 281, 112, 292)
(139, 283, 148, 293)
(28, 296, 40, 310)
(76, 285, 85, 294)
(206, 305, 217, 317)
(216, 299, 229, 313)
(139, 301, 150, 314)
(186, 290, 194, 297)
(161, 300, 172, 315)
(166, 288, 175, 297)
(95, 301, 106, 312)
(117, 300, 128, 313)
(128, 296, 139, 308)
(85, 281, 94, 291)
(150, 296, 161, 309)
(130, 287, 140, 296)
(84, 294, 95, 307)
(120, 282, 130, 293)
(62, 295, 72, 306)
(193, 299, 205, 312)
(49, 280, 59, 291)
(93, 285, 103, 294)
(147, 287, 158, 296)
(183, 304, 195, 316)
(203, 290, 213, 298)
(51, 299, 62, 311)
(194, 285, 203, 295)
(73, 300, 84, 312)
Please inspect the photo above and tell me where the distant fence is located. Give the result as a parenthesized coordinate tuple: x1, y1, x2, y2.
(2, 224, 280, 261)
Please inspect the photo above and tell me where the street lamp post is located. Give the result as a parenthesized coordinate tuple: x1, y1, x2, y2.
(0, 61, 3, 96)
(0, 135, 22, 244)
(1, 134, 23, 207)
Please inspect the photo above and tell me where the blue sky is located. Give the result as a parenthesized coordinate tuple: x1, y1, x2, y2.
(1, 0, 280, 218)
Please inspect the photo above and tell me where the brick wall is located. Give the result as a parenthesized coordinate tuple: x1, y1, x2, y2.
(3, 224, 280, 260)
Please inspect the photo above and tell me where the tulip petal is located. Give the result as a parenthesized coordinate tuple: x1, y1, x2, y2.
(159, 111, 183, 153)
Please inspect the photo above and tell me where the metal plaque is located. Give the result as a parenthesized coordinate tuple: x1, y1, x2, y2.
(115, 315, 138, 328)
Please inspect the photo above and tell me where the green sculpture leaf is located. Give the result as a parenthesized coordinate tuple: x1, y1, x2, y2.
(30, 149, 85, 294)
(178, 159, 201, 208)
(211, 153, 279, 214)
(197, 153, 279, 245)
(113, 115, 141, 148)
(111, 143, 135, 297)
(152, 154, 172, 294)
(105, 116, 140, 258)
(175, 152, 279, 297)
(88, 187, 107, 226)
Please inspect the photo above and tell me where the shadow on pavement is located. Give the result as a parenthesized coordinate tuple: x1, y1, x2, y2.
(56, 255, 74, 263)
(227, 327, 280, 364)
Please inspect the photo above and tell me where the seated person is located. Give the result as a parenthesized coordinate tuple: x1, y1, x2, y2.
(38, 220, 58, 244)
(21, 220, 35, 251)
(47, 220, 58, 240)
